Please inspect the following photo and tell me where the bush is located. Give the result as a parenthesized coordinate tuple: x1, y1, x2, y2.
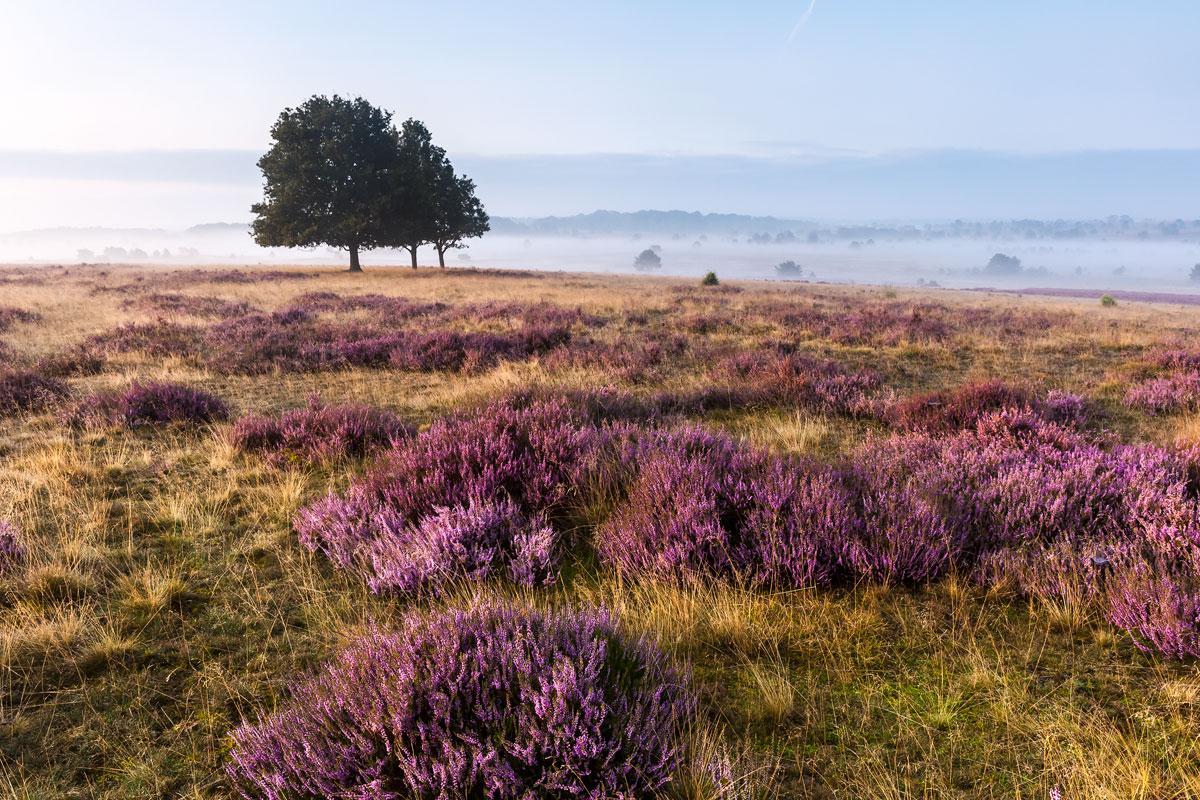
(887, 380, 1034, 433)
(0, 520, 24, 575)
(700, 271, 719, 287)
(0, 371, 70, 416)
(1100, 294, 1117, 307)
(1125, 372, 1200, 414)
(1106, 542, 1200, 659)
(365, 498, 558, 595)
(294, 399, 595, 571)
(231, 396, 411, 467)
(597, 428, 854, 588)
(227, 604, 694, 799)
(634, 248, 663, 271)
(0, 306, 39, 332)
(66, 381, 229, 428)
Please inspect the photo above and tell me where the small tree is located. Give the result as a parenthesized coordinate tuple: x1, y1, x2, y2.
(701, 271, 719, 286)
(984, 253, 1023, 276)
(431, 165, 489, 268)
(634, 248, 662, 271)
(251, 95, 401, 272)
(776, 260, 803, 276)
(387, 119, 445, 270)
(1191, 263, 1200, 283)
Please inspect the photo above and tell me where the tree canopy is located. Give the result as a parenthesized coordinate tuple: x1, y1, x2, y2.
(251, 96, 487, 272)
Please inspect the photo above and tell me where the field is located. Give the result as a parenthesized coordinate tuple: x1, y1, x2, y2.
(2, 262, 1200, 799)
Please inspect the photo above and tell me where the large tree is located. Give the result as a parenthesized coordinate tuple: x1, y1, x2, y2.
(251, 95, 400, 272)
(430, 163, 490, 268)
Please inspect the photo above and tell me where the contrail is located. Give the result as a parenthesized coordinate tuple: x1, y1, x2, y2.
(786, 0, 818, 44)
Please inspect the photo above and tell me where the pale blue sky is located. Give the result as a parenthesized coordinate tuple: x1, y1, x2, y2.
(2, 0, 1197, 155)
(0, 1, 1198, 227)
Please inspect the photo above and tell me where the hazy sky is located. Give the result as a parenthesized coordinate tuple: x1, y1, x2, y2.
(1, 1, 1198, 228)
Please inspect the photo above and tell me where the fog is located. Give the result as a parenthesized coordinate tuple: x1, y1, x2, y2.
(1, 223, 1198, 294)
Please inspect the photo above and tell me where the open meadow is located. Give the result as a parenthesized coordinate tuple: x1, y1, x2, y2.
(2, 262, 1200, 799)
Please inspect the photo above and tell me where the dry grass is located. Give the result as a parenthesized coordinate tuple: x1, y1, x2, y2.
(2, 262, 1199, 798)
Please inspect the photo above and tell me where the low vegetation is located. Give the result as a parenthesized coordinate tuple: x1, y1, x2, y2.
(2, 263, 1200, 798)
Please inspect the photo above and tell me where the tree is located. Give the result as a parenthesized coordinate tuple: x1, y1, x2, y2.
(1191, 263, 1200, 283)
(430, 165, 489, 268)
(386, 119, 445, 270)
(251, 95, 400, 272)
(634, 248, 662, 271)
(984, 253, 1023, 276)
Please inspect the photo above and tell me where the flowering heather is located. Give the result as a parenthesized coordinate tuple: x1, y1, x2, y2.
(1043, 389, 1087, 426)
(84, 319, 202, 358)
(0, 520, 24, 575)
(0, 305, 40, 331)
(124, 292, 257, 319)
(711, 349, 886, 417)
(34, 346, 105, 377)
(66, 381, 229, 428)
(1125, 371, 1200, 414)
(0, 371, 70, 416)
(887, 380, 1035, 433)
(597, 427, 854, 588)
(294, 399, 594, 569)
(227, 605, 693, 800)
(231, 396, 412, 467)
(163, 268, 319, 286)
(364, 499, 558, 594)
(1106, 544, 1200, 659)
(1149, 348, 1200, 371)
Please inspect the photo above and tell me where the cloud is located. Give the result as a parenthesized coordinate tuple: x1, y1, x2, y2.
(786, 0, 818, 44)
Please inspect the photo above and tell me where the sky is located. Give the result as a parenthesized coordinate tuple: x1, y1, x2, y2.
(1, 0, 1198, 228)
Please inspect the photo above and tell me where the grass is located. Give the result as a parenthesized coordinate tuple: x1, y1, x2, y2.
(1, 262, 1199, 797)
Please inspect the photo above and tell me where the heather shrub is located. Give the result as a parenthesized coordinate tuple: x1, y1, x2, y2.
(1043, 389, 1087, 425)
(596, 427, 854, 588)
(1106, 541, 1200, 659)
(67, 381, 229, 428)
(294, 399, 595, 569)
(0, 371, 70, 416)
(227, 605, 694, 800)
(0, 305, 40, 331)
(710, 350, 885, 417)
(364, 499, 558, 595)
(34, 346, 105, 377)
(125, 292, 256, 319)
(887, 380, 1034, 433)
(1125, 372, 1200, 414)
(231, 396, 411, 467)
(0, 520, 24, 575)
(84, 319, 202, 358)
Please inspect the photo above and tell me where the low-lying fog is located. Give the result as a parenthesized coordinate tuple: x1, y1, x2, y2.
(2, 226, 1199, 294)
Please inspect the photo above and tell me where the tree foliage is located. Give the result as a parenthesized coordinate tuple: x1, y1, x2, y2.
(251, 96, 488, 272)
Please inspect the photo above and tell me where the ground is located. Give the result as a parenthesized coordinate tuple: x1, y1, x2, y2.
(1, 262, 1199, 799)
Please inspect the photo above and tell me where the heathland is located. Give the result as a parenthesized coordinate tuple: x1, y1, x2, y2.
(1, 263, 1199, 799)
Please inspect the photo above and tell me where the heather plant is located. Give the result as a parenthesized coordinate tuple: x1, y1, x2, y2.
(364, 498, 558, 595)
(227, 605, 694, 800)
(84, 319, 202, 358)
(0, 305, 40, 331)
(0, 370, 70, 416)
(0, 520, 24, 575)
(1106, 543, 1200, 659)
(231, 396, 412, 467)
(124, 292, 257, 319)
(1125, 371, 1200, 414)
(596, 427, 854, 588)
(294, 399, 595, 569)
(887, 380, 1034, 433)
(66, 381, 230, 428)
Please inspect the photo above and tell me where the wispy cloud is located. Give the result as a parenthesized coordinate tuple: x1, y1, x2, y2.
(786, 0, 818, 44)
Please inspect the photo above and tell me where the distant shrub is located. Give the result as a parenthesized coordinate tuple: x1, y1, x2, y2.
(775, 260, 804, 277)
(125, 292, 256, 319)
(227, 605, 694, 799)
(597, 427, 854, 588)
(984, 253, 1023, 276)
(84, 320, 201, 358)
(231, 396, 412, 467)
(34, 347, 104, 377)
(1100, 294, 1117, 307)
(700, 271, 719, 286)
(634, 248, 663, 271)
(0, 306, 40, 332)
(0, 371, 70, 416)
(67, 381, 229, 428)
(0, 520, 24, 575)
(365, 498, 558, 595)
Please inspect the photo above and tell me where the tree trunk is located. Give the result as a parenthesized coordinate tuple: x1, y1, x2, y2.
(437, 246, 446, 268)
(409, 246, 418, 270)
(348, 243, 362, 273)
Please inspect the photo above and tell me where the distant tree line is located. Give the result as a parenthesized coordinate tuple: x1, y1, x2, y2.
(251, 95, 488, 272)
